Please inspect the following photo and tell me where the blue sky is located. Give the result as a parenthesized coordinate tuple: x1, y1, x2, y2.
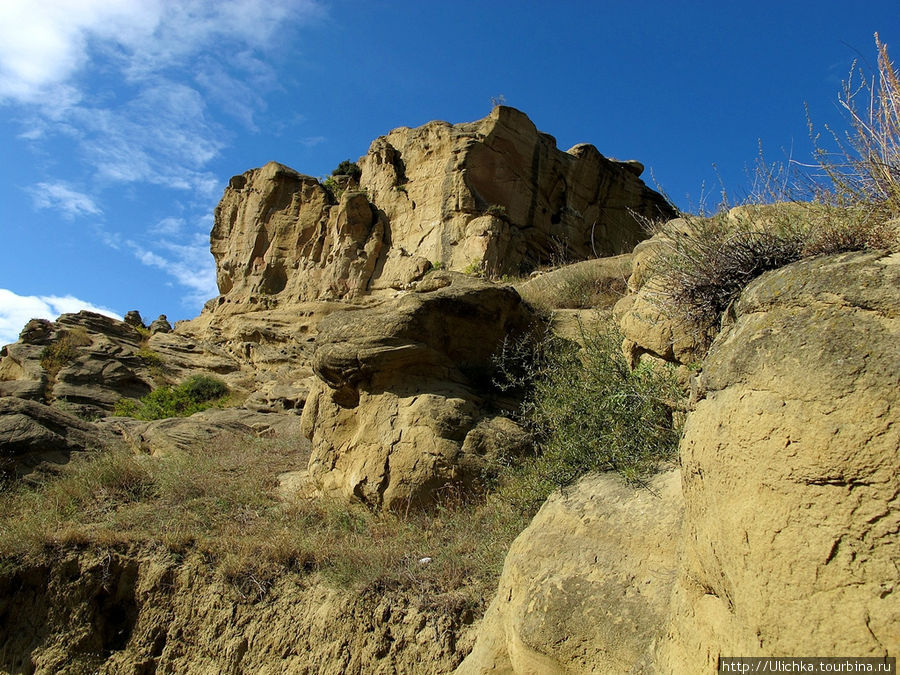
(1, 0, 897, 345)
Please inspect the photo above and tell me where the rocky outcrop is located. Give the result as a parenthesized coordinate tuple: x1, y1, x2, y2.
(0, 397, 120, 476)
(657, 251, 900, 669)
(457, 469, 682, 674)
(106, 407, 305, 457)
(515, 253, 632, 312)
(464, 251, 899, 672)
(0, 551, 475, 674)
(614, 220, 712, 367)
(0, 312, 242, 420)
(209, 107, 672, 309)
(294, 272, 536, 509)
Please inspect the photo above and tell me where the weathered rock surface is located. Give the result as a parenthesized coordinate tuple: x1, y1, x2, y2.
(210, 106, 672, 309)
(0, 311, 243, 420)
(297, 272, 536, 509)
(104, 408, 305, 457)
(614, 221, 711, 367)
(0, 397, 119, 476)
(0, 551, 475, 675)
(457, 469, 683, 674)
(462, 251, 899, 672)
(656, 251, 900, 669)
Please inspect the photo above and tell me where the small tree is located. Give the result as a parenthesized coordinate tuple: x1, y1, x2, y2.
(331, 160, 361, 182)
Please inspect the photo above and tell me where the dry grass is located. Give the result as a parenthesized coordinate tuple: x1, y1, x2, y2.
(39, 327, 91, 377)
(643, 36, 900, 339)
(810, 33, 900, 218)
(514, 257, 632, 313)
(0, 434, 527, 606)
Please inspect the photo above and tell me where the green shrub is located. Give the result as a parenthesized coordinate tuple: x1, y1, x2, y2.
(136, 347, 163, 367)
(114, 374, 230, 420)
(179, 374, 229, 403)
(494, 322, 683, 512)
(462, 259, 484, 276)
(331, 159, 361, 182)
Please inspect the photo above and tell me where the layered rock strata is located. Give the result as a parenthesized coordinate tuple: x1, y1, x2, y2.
(295, 272, 535, 509)
(209, 106, 673, 309)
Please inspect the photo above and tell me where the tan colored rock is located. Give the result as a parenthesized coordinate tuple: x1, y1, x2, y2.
(457, 469, 682, 674)
(212, 163, 386, 304)
(297, 273, 536, 509)
(0, 311, 246, 419)
(656, 251, 900, 670)
(516, 254, 632, 312)
(616, 289, 708, 367)
(104, 408, 305, 457)
(209, 107, 672, 311)
(614, 218, 715, 366)
(0, 397, 119, 476)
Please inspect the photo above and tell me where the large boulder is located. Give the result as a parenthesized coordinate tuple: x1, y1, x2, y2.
(457, 469, 682, 674)
(209, 107, 673, 309)
(657, 251, 900, 669)
(614, 219, 712, 367)
(295, 272, 536, 509)
(0, 397, 118, 476)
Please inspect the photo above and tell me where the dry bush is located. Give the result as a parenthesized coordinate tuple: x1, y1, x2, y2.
(645, 35, 899, 336)
(812, 33, 900, 218)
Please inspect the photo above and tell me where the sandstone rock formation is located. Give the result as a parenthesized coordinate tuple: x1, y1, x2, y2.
(295, 272, 536, 509)
(656, 251, 900, 669)
(0, 312, 243, 419)
(614, 221, 711, 367)
(0, 397, 120, 476)
(457, 469, 682, 674)
(209, 106, 672, 309)
(464, 251, 899, 672)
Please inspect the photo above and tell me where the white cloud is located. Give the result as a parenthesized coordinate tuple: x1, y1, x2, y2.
(1, 0, 321, 305)
(150, 217, 184, 236)
(0, 1, 321, 105)
(127, 235, 217, 306)
(1, 0, 322, 191)
(28, 181, 102, 219)
(0, 288, 121, 346)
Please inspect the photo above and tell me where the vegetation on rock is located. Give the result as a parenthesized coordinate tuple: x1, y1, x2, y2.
(113, 374, 229, 420)
(39, 327, 91, 377)
(331, 159, 362, 182)
(644, 35, 899, 338)
(493, 322, 683, 511)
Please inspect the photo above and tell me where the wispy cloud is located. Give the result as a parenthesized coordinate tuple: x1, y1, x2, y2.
(150, 217, 185, 236)
(1, 0, 322, 306)
(0, 288, 121, 346)
(28, 181, 102, 219)
(127, 234, 218, 306)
